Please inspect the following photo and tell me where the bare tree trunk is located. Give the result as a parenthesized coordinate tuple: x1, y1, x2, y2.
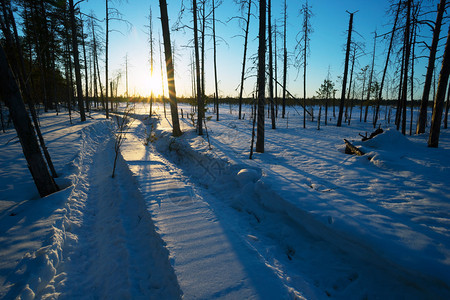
(149, 7, 154, 116)
(337, 12, 354, 127)
(417, 0, 446, 134)
(213, 0, 219, 121)
(428, 24, 450, 147)
(256, 0, 266, 153)
(395, 43, 406, 128)
(410, 14, 417, 136)
(159, 0, 182, 137)
(401, 0, 412, 135)
(268, 0, 275, 129)
(0, 45, 58, 197)
(69, 0, 86, 122)
(282, 0, 287, 119)
(80, 12, 89, 113)
(159, 34, 166, 118)
(238, 0, 251, 120)
(105, 0, 110, 118)
(346, 46, 356, 122)
(375, 0, 401, 128)
(364, 32, 376, 123)
(444, 79, 450, 128)
(193, 0, 203, 135)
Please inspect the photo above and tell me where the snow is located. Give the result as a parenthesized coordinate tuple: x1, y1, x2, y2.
(1, 103, 450, 299)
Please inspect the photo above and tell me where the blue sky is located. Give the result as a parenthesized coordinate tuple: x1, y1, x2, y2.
(79, 0, 433, 99)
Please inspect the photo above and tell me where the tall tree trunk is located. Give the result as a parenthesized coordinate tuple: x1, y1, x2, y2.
(80, 12, 89, 113)
(193, 0, 203, 135)
(375, 0, 401, 128)
(0, 45, 58, 197)
(159, 0, 182, 136)
(346, 46, 356, 122)
(69, 0, 86, 122)
(401, 0, 412, 135)
(238, 0, 251, 120)
(213, 0, 219, 121)
(337, 12, 354, 127)
(364, 32, 377, 123)
(255, 0, 266, 153)
(105, 0, 110, 118)
(274, 21, 278, 117)
(410, 14, 417, 136)
(417, 0, 446, 134)
(443, 78, 450, 128)
(282, 0, 287, 119)
(428, 24, 450, 147)
(268, 0, 275, 129)
(149, 7, 154, 116)
(396, 43, 406, 128)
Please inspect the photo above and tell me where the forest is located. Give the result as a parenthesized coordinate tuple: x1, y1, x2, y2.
(1, 0, 450, 299)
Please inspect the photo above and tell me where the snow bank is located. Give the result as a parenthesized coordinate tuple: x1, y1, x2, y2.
(146, 105, 450, 298)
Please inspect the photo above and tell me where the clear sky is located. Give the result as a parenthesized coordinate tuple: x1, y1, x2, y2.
(78, 0, 432, 99)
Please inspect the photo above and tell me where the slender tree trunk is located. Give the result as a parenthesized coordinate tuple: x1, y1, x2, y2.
(238, 0, 252, 120)
(213, 0, 219, 121)
(346, 46, 356, 122)
(396, 44, 406, 128)
(159, 0, 182, 136)
(105, 0, 110, 118)
(268, 0, 275, 129)
(429, 24, 450, 147)
(80, 12, 89, 113)
(274, 21, 278, 117)
(417, 0, 446, 134)
(69, 0, 86, 122)
(375, 0, 401, 128)
(0, 45, 58, 197)
(159, 34, 166, 118)
(149, 7, 154, 116)
(364, 32, 376, 123)
(443, 78, 450, 128)
(410, 16, 417, 136)
(401, 0, 412, 135)
(256, 0, 266, 153)
(282, 0, 287, 119)
(337, 12, 354, 127)
(193, 0, 203, 135)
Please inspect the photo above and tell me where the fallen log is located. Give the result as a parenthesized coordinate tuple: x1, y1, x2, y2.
(359, 128, 384, 141)
(344, 138, 365, 156)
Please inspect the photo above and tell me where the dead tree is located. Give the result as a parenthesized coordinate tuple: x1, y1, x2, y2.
(268, 0, 275, 129)
(364, 31, 377, 123)
(374, 0, 401, 128)
(69, 0, 86, 122)
(400, 0, 412, 135)
(282, 0, 287, 118)
(193, 0, 203, 135)
(337, 11, 355, 127)
(417, 0, 447, 134)
(256, 0, 266, 153)
(237, 0, 252, 120)
(428, 24, 450, 148)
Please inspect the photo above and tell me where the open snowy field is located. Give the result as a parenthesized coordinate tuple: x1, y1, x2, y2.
(1, 102, 449, 299)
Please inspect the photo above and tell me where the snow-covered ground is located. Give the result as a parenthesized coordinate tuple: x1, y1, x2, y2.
(1, 102, 449, 299)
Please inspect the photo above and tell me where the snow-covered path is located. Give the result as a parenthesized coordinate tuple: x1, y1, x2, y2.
(121, 119, 293, 299)
(44, 122, 179, 299)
